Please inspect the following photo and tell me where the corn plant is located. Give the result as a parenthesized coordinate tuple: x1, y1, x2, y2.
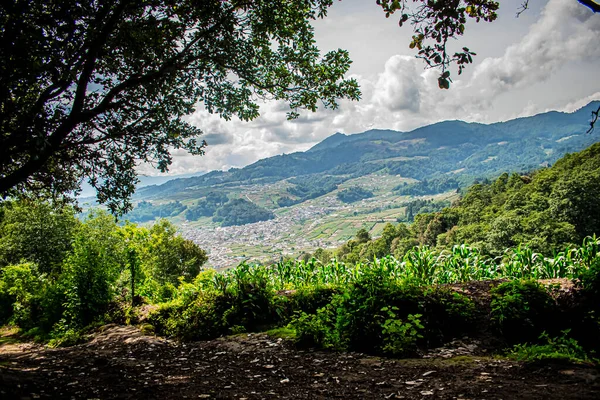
(403, 246, 441, 284)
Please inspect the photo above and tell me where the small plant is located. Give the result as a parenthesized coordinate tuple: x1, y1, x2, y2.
(508, 330, 594, 365)
(289, 303, 344, 350)
(378, 307, 423, 356)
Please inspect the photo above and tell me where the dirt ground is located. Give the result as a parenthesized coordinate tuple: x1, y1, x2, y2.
(1, 324, 599, 400)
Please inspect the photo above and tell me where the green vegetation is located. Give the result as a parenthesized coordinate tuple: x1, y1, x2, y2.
(3, 143, 600, 366)
(185, 192, 229, 221)
(146, 241, 598, 358)
(508, 330, 595, 365)
(212, 198, 275, 227)
(403, 199, 450, 222)
(410, 142, 600, 255)
(125, 201, 188, 223)
(0, 201, 206, 344)
(490, 280, 558, 343)
(336, 186, 374, 203)
(280, 174, 348, 206)
(315, 142, 600, 264)
(2, 201, 600, 360)
(395, 177, 460, 196)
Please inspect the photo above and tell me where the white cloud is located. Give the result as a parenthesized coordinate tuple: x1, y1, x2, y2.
(372, 55, 423, 113)
(139, 0, 600, 177)
(469, 0, 600, 98)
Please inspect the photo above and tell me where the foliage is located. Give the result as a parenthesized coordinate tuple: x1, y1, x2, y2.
(402, 199, 451, 222)
(213, 198, 275, 227)
(490, 280, 557, 344)
(0, 0, 360, 212)
(376, 0, 499, 88)
(58, 212, 124, 329)
(0, 263, 47, 329)
(319, 143, 600, 261)
(417, 143, 600, 255)
(143, 220, 207, 285)
(0, 201, 208, 341)
(508, 330, 594, 365)
(0, 200, 79, 275)
(284, 174, 347, 205)
(125, 201, 187, 223)
(290, 304, 342, 350)
(579, 254, 600, 300)
(395, 177, 460, 196)
(378, 308, 423, 357)
(185, 192, 228, 221)
(336, 186, 374, 204)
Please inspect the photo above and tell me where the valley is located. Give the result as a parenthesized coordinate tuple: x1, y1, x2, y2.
(179, 173, 450, 268)
(121, 102, 600, 268)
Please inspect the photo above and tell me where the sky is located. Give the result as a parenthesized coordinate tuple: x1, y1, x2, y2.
(138, 0, 600, 177)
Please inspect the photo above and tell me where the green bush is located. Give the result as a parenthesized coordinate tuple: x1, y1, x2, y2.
(508, 330, 593, 365)
(290, 302, 344, 350)
(0, 263, 46, 329)
(286, 286, 342, 318)
(579, 257, 600, 301)
(419, 288, 476, 346)
(222, 265, 279, 331)
(490, 280, 557, 343)
(148, 290, 223, 340)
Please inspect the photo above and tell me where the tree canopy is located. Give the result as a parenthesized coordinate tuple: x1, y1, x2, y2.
(0, 0, 360, 213)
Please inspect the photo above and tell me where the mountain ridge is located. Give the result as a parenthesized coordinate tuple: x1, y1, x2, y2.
(135, 101, 600, 201)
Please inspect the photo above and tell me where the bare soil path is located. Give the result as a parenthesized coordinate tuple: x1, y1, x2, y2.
(1, 325, 599, 399)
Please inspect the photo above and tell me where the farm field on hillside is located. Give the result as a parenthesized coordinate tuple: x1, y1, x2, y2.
(178, 173, 457, 268)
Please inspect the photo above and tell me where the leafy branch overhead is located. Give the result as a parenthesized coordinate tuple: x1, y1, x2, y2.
(0, 0, 360, 213)
(376, 0, 499, 89)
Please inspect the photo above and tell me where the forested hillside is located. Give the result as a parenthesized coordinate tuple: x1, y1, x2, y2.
(308, 142, 600, 263)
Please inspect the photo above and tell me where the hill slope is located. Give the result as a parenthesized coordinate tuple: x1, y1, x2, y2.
(136, 101, 600, 201)
(325, 141, 600, 264)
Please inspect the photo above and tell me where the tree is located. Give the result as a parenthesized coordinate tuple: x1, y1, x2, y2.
(0, 200, 80, 275)
(0, 0, 360, 213)
(144, 219, 207, 285)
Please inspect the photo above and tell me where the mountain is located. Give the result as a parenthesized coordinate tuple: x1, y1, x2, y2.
(135, 101, 600, 201)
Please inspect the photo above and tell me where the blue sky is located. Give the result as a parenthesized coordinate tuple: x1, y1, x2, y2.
(137, 0, 600, 177)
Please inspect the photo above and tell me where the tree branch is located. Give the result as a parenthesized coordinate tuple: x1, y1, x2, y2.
(587, 105, 600, 134)
(578, 0, 600, 13)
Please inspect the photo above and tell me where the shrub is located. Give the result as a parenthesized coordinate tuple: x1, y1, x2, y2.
(286, 286, 342, 319)
(0, 263, 46, 329)
(148, 290, 223, 340)
(579, 257, 600, 302)
(490, 280, 557, 343)
(508, 330, 593, 365)
(419, 288, 476, 345)
(290, 302, 344, 350)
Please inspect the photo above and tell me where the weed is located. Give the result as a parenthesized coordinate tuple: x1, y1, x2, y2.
(508, 330, 594, 365)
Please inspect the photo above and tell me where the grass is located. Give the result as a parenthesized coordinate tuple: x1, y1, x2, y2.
(0, 326, 22, 346)
(265, 327, 297, 341)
